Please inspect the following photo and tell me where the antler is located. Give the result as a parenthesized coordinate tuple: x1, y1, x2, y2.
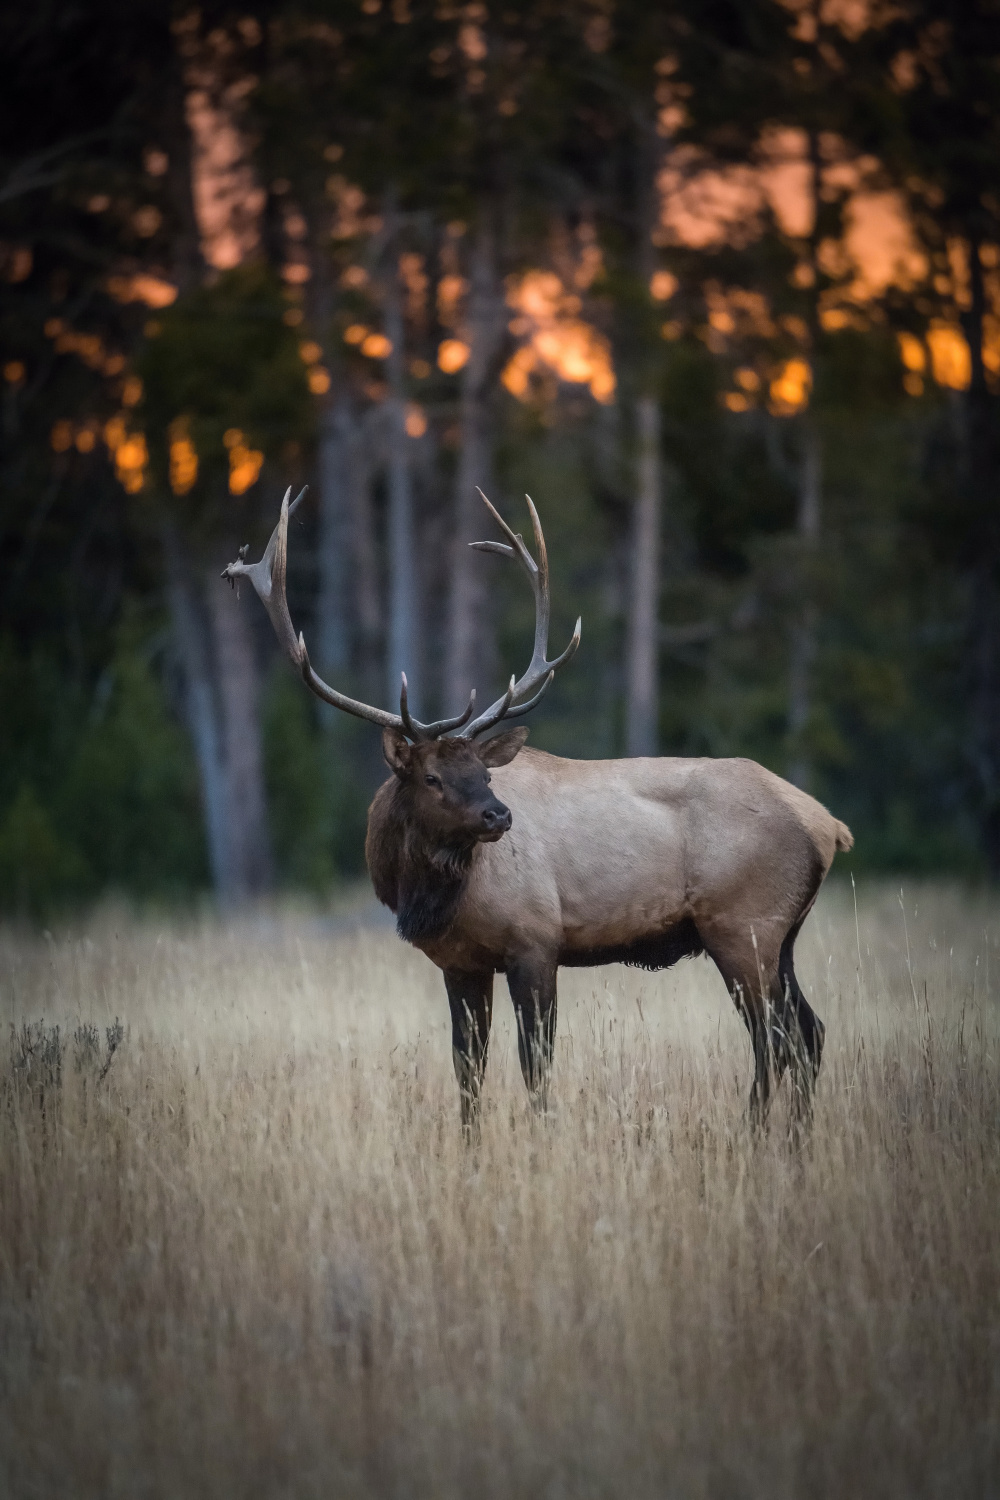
(221, 487, 477, 738)
(460, 491, 582, 739)
(222, 486, 580, 743)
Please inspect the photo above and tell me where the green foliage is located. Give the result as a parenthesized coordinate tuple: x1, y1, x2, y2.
(816, 327, 905, 414)
(0, 619, 207, 916)
(3, 0, 999, 903)
(0, 786, 88, 919)
(59, 622, 208, 897)
(0, 640, 78, 817)
(661, 340, 796, 573)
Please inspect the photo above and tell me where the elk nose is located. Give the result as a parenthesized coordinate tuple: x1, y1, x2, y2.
(482, 804, 512, 833)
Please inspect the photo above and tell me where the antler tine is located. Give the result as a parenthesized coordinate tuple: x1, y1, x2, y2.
(492, 670, 553, 722)
(398, 672, 420, 739)
(461, 493, 581, 739)
(523, 493, 550, 669)
(462, 675, 516, 740)
(550, 613, 583, 670)
(399, 673, 478, 739)
(474, 487, 528, 558)
(398, 672, 423, 739)
(222, 488, 406, 732)
(420, 689, 478, 735)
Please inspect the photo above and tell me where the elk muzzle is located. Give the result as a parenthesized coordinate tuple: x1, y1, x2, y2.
(479, 799, 513, 841)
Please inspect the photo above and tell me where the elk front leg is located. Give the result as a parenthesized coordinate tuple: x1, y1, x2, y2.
(444, 969, 494, 1131)
(507, 956, 558, 1113)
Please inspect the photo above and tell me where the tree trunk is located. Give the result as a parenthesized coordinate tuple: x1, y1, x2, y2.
(969, 558, 1000, 871)
(625, 393, 662, 756)
(353, 406, 383, 707)
(206, 562, 273, 901)
(445, 226, 504, 711)
(162, 54, 206, 295)
(960, 237, 1000, 871)
(383, 251, 420, 714)
(317, 394, 357, 678)
(164, 527, 229, 892)
(164, 524, 273, 904)
(623, 114, 667, 760)
(787, 418, 822, 790)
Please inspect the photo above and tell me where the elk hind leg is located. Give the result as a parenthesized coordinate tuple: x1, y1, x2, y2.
(507, 957, 558, 1114)
(704, 930, 786, 1129)
(736, 983, 778, 1130)
(775, 925, 825, 1123)
(444, 969, 494, 1133)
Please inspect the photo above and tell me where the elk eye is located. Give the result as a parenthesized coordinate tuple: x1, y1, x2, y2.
(424, 774, 441, 788)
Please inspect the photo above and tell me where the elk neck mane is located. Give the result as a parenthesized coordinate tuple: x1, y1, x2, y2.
(366, 776, 477, 944)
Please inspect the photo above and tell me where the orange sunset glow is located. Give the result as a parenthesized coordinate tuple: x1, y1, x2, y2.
(159, 90, 992, 429)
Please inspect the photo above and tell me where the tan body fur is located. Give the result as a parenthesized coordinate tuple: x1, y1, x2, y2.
(412, 748, 847, 973)
(368, 744, 852, 1126)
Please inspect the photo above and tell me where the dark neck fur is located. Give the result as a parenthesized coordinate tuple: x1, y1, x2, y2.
(396, 833, 474, 942)
(365, 779, 475, 944)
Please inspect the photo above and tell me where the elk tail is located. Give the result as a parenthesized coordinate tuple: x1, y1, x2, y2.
(834, 820, 854, 853)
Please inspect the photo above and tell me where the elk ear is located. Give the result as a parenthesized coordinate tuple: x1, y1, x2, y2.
(477, 726, 529, 767)
(382, 727, 413, 777)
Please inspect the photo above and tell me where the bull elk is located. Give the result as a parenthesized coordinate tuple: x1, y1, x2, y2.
(224, 487, 852, 1129)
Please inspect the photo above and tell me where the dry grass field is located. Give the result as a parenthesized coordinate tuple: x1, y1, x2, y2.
(1, 881, 998, 1499)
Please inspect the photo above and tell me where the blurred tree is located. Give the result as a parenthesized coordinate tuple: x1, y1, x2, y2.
(653, 0, 881, 788)
(244, 1, 613, 716)
(0, 784, 88, 919)
(4, 0, 1000, 917)
(140, 263, 312, 902)
(59, 611, 208, 896)
(570, 1, 681, 756)
(0, 613, 207, 914)
(862, 0, 1000, 867)
(0, 1, 222, 908)
(0, 2, 177, 673)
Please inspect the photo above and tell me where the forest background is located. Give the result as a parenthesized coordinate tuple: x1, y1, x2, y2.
(2, 0, 999, 913)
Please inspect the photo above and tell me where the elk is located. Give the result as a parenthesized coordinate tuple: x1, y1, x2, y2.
(224, 487, 852, 1129)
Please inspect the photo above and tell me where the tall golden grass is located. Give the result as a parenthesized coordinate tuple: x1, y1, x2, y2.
(1, 882, 998, 1498)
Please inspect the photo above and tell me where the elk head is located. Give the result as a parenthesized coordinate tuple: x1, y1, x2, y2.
(222, 485, 581, 844)
(380, 725, 527, 849)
